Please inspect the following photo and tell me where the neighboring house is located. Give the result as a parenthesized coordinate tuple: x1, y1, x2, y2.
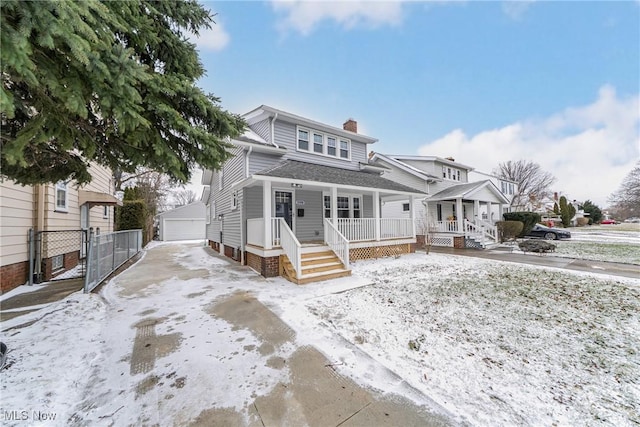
(0, 163, 119, 293)
(156, 202, 206, 241)
(368, 154, 510, 248)
(201, 105, 425, 284)
(468, 170, 519, 216)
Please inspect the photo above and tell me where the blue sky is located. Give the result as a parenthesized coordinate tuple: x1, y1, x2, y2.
(188, 1, 639, 208)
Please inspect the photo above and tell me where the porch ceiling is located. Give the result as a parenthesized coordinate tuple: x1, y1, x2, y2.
(253, 160, 426, 196)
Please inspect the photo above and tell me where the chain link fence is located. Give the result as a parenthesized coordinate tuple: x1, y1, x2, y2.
(29, 229, 88, 285)
(84, 229, 142, 293)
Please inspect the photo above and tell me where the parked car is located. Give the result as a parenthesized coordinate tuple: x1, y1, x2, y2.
(601, 219, 616, 224)
(526, 224, 571, 240)
(624, 217, 640, 223)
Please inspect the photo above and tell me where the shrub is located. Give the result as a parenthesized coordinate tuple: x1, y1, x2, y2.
(503, 212, 541, 237)
(496, 221, 524, 242)
(117, 200, 146, 231)
(559, 196, 575, 228)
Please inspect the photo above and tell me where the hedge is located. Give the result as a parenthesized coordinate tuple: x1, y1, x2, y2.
(502, 212, 541, 237)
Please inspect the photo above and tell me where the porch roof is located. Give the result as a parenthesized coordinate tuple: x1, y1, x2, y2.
(254, 160, 426, 195)
(427, 180, 510, 203)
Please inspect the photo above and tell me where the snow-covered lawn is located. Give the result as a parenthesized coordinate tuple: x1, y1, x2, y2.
(308, 254, 640, 426)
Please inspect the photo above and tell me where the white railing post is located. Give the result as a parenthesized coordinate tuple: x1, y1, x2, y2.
(263, 181, 272, 250)
(374, 191, 381, 241)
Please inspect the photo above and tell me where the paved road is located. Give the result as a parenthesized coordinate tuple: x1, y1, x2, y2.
(428, 246, 640, 279)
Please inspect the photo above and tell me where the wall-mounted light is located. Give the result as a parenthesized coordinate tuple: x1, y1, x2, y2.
(291, 183, 302, 188)
(217, 214, 224, 221)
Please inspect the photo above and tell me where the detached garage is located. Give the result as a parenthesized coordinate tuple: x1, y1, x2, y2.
(156, 202, 206, 241)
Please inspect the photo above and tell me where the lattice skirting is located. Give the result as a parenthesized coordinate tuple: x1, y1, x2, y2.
(350, 243, 412, 261)
(430, 235, 455, 247)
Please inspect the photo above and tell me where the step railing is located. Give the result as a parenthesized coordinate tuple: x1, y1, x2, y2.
(324, 219, 349, 269)
(278, 218, 301, 277)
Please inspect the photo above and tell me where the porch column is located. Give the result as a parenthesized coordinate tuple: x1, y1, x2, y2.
(331, 186, 338, 226)
(410, 196, 416, 238)
(373, 191, 380, 241)
(474, 199, 480, 222)
(456, 198, 464, 232)
(263, 181, 272, 250)
(498, 203, 504, 222)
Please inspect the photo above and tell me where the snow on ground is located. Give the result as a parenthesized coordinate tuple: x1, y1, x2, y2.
(1, 242, 638, 426)
(308, 254, 640, 427)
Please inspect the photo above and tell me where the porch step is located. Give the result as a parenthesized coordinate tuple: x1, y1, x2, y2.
(281, 248, 351, 285)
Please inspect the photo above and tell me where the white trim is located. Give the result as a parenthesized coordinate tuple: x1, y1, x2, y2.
(391, 154, 474, 171)
(232, 139, 286, 154)
(322, 191, 363, 219)
(370, 153, 441, 182)
(55, 181, 68, 212)
(273, 188, 295, 232)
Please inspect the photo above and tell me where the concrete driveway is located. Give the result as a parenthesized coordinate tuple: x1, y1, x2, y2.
(69, 242, 457, 426)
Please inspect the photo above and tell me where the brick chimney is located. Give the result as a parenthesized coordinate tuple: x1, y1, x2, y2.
(343, 118, 357, 133)
(445, 156, 455, 162)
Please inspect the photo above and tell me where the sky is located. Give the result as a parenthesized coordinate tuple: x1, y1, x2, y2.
(184, 0, 640, 208)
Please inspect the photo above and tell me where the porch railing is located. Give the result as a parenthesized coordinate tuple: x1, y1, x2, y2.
(246, 218, 282, 248)
(336, 218, 414, 242)
(324, 219, 349, 269)
(464, 219, 498, 245)
(278, 218, 301, 277)
(434, 220, 459, 232)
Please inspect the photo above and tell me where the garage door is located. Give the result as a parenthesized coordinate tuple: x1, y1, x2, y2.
(163, 218, 206, 241)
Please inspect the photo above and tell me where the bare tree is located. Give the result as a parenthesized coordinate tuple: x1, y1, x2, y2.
(172, 189, 198, 206)
(609, 161, 640, 218)
(494, 160, 556, 210)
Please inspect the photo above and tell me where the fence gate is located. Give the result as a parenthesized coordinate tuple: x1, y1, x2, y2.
(28, 229, 89, 285)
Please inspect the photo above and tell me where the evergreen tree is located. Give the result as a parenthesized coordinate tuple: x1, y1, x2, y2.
(1, 0, 244, 185)
(559, 196, 575, 227)
(579, 200, 602, 224)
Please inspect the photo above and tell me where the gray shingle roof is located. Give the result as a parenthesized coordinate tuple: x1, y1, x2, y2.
(255, 160, 425, 194)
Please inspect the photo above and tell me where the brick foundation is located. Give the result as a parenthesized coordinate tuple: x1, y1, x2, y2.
(1, 261, 29, 293)
(208, 240, 220, 252)
(246, 252, 280, 278)
(453, 236, 465, 248)
(223, 245, 242, 262)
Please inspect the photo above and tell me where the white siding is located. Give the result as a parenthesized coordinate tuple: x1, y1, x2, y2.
(209, 147, 245, 248)
(376, 160, 427, 192)
(249, 151, 279, 175)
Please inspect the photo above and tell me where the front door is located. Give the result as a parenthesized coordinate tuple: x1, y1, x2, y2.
(275, 191, 293, 230)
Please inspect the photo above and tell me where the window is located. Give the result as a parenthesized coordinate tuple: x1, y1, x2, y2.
(508, 183, 514, 195)
(442, 166, 446, 178)
(297, 126, 350, 160)
(52, 254, 64, 271)
(501, 181, 507, 193)
(232, 191, 237, 210)
(55, 182, 68, 211)
(298, 129, 309, 150)
(436, 204, 442, 221)
(447, 168, 452, 179)
(402, 203, 410, 212)
(456, 170, 460, 181)
(324, 196, 331, 218)
(337, 196, 350, 218)
(323, 194, 362, 218)
(206, 204, 211, 224)
(313, 133, 323, 153)
(103, 206, 109, 219)
(340, 140, 349, 159)
(327, 137, 337, 156)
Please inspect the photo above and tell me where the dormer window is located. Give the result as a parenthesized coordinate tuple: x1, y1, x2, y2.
(442, 164, 462, 181)
(296, 126, 350, 161)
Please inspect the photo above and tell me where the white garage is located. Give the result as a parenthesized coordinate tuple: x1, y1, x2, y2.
(156, 202, 206, 241)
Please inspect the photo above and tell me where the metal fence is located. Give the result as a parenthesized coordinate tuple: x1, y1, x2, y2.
(29, 229, 88, 285)
(84, 229, 142, 293)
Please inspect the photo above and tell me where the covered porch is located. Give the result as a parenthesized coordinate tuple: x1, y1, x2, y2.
(238, 160, 425, 282)
(421, 181, 510, 248)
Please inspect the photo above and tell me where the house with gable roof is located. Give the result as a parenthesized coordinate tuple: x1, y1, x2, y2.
(368, 153, 511, 248)
(201, 105, 425, 284)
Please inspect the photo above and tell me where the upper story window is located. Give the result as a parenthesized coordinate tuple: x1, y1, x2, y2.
(442, 165, 462, 181)
(55, 182, 68, 212)
(501, 181, 515, 195)
(297, 126, 350, 161)
(298, 129, 309, 150)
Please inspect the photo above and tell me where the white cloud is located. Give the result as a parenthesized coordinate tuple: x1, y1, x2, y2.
(417, 85, 640, 207)
(190, 15, 230, 51)
(271, 0, 405, 36)
(502, 0, 535, 21)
